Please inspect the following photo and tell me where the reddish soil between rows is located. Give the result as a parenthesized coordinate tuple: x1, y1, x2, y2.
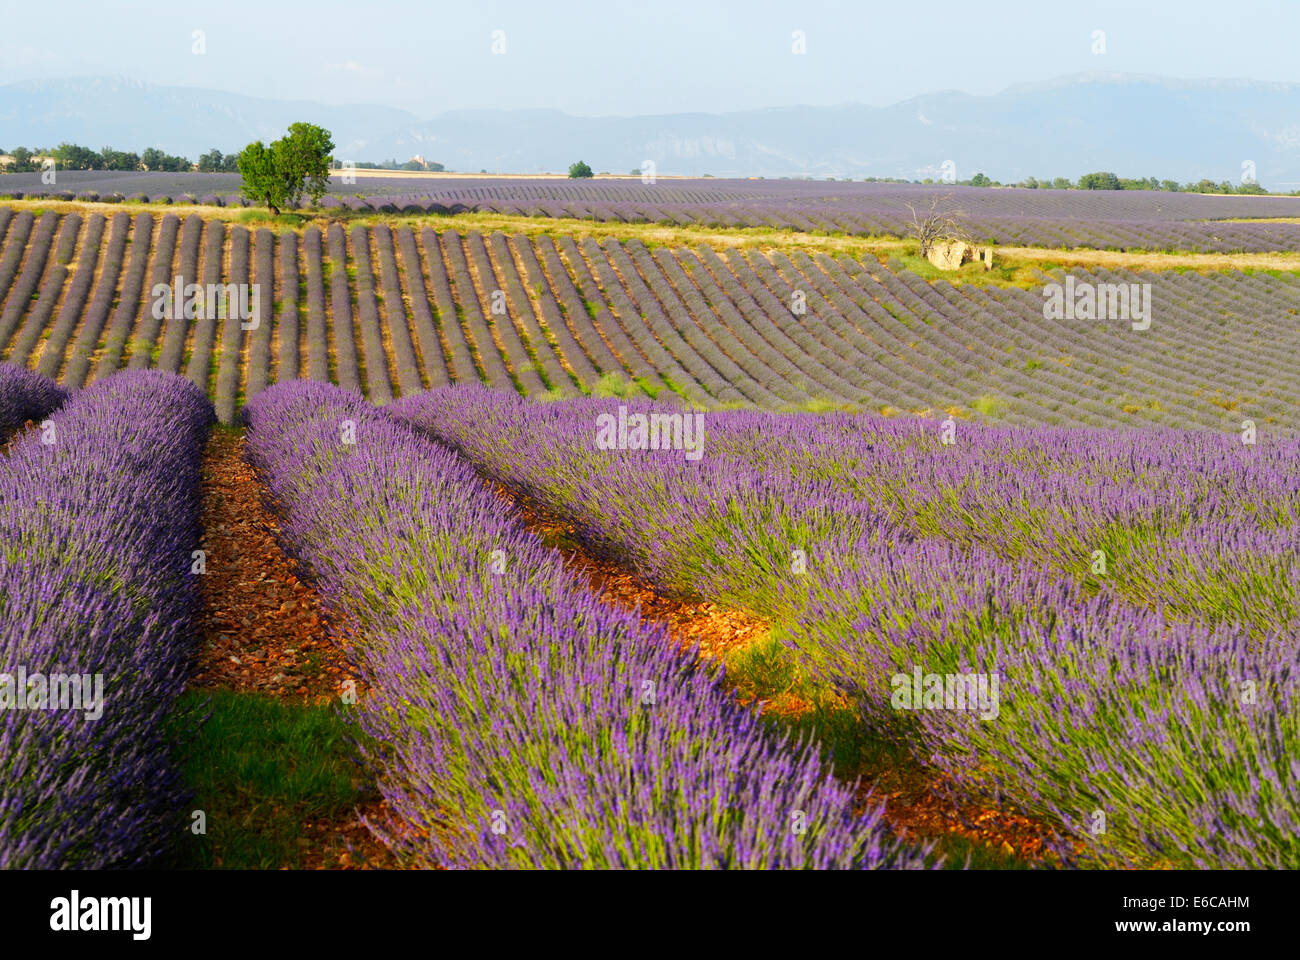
(190, 429, 393, 869)
(192, 431, 357, 702)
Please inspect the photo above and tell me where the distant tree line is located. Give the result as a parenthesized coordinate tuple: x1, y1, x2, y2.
(2, 143, 1290, 196)
(0, 143, 451, 176)
(0, 143, 244, 173)
(920, 170, 1275, 195)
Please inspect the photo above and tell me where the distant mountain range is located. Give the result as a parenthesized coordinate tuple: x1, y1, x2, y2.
(2, 73, 1298, 186)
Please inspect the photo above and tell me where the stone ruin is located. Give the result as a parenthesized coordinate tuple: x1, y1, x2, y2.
(926, 240, 995, 271)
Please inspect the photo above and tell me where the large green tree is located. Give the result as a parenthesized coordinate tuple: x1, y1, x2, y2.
(236, 141, 283, 213)
(238, 123, 335, 216)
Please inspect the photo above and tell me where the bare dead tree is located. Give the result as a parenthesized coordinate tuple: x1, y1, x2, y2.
(903, 194, 971, 256)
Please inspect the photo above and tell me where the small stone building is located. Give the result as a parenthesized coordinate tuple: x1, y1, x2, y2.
(926, 240, 995, 271)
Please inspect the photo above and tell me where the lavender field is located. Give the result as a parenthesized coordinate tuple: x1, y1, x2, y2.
(6, 360, 1291, 869)
(0, 190, 1296, 873)
(5, 173, 1300, 252)
(10, 0, 1300, 943)
(1, 206, 1298, 431)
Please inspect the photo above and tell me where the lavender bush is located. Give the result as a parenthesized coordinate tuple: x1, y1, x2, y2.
(0, 370, 213, 867)
(0, 362, 67, 441)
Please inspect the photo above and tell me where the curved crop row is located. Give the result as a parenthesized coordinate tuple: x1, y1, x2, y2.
(508, 233, 599, 389)
(392, 226, 447, 388)
(417, 226, 478, 384)
(689, 246, 855, 404)
(0, 207, 1298, 427)
(152, 214, 202, 372)
(709, 248, 868, 403)
(46, 211, 127, 383)
(95, 212, 161, 381)
(593, 239, 721, 398)
(245, 380, 926, 870)
(0, 211, 59, 355)
(0, 211, 34, 312)
(464, 231, 547, 396)
(440, 229, 511, 390)
(533, 235, 627, 383)
(670, 246, 816, 405)
(8, 213, 84, 367)
(184, 219, 226, 388)
(644, 242, 783, 406)
(486, 231, 575, 395)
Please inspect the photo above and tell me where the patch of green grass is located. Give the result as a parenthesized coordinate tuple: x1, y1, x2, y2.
(237, 209, 306, 227)
(888, 250, 1034, 289)
(634, 375, 663, 399)
(971, 394, 1008, 418)
(726, 635, 1050, 870)
(929, 834, 1042, 870)
(591, 371, 644, 399)
(794, 396, 860, 414)
(171, 689, 374, 870)
(724, 634, 892, 776)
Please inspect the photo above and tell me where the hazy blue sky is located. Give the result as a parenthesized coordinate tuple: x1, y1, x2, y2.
(2, 0, 1296, 116)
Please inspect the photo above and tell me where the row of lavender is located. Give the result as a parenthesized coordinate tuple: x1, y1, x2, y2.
(391, 385, 1300, 868)
(243, 380, 928, 869)
(0, 188, 251, 208)
(3, 207, 1299, 430)
(0, 370, 213, 867)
